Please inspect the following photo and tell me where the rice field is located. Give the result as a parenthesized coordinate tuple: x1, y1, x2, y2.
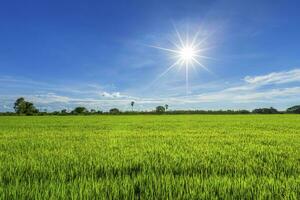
(0, 115, 300, 199)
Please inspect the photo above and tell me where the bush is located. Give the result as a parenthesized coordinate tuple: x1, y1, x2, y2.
(286, 105, 300, 114)
(109, 108, 120, 114)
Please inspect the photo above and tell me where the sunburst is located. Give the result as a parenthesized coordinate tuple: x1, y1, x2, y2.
(149, 24, 211, 94)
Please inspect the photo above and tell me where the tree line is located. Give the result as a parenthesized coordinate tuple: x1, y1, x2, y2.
(0, 97, 300, 116)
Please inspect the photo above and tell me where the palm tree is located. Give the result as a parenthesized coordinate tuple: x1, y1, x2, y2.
(165, 104, 168, 111)
(131, 101, 135, 111)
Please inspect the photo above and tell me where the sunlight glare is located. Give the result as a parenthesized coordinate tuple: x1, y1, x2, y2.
(148, 24, 212, 94)
(179, 46, 196, 62)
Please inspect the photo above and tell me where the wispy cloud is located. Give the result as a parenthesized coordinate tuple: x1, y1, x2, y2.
(186, 69, 300, 104)
(190, 86, 300, 103)
(101, 92, 134, 99)
(244, 69, 300, 85)
(1, 68, 300, 111)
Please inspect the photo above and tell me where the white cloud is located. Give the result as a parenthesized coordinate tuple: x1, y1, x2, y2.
(186, 68, 300, 104)
(244, 69, 300, 85)
(1, 68, 300, 111)
(101, 92, 123, 98)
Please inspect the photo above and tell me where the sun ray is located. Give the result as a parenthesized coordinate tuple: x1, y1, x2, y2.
(148, 24, 213, 94)
(191, 57, 211, 72)
(194, 55, 216, 60)
(194, 46, 214, 52)
(172, 22, 185, 47)
(147, 45, 180, 54)
(150, 59, 182, 86)
(185, 61, 189, 94)
(176, 59, 186, 72)
(168, 39, 181, 50)
(189, 60, 197, 72)
(186, 23, 189, 45)
(191, 29, 201, 47)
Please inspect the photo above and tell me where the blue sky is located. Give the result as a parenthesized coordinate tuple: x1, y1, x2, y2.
(1, 0, 300, 111)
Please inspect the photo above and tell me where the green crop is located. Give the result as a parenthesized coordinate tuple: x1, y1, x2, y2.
(0, 115, 300, 199)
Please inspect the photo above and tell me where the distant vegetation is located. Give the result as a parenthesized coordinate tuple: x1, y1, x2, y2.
(286, 105, 300, 114)
(0, 97, 299, 115)
(252, 107, 279, 114)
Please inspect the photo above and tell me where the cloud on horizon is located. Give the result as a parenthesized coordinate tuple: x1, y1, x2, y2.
(1, 68, 300, 111)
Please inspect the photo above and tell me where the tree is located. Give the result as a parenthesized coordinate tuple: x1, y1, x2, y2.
(165, 104, 169, 111)
(156, 106, 165, 113)
(109, 108, 120, 114)
(287, 105, 300, 114)
(131, 101, 135, 111)
(72, 107, 88, 114)
(14, 97, 25, 114)
(14, 97, 38, 115)
(61, 109, 68, 114)
(90, 109, 96, 113)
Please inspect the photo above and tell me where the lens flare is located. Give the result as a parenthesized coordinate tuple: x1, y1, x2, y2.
(180, 46, 196, 62)
(149, 24, 212, 94)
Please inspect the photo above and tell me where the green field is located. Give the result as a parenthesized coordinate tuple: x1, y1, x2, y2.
(0, 115, 300, 199)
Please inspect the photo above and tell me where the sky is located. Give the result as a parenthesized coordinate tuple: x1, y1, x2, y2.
(1, 0, 300, 112)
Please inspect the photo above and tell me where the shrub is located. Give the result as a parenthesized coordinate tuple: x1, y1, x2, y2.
(109, 108, 120, 114)
(286, 105, 300, 114)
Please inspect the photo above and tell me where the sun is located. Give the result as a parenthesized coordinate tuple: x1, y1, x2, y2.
(148, 24, 211, 94)
(179, 46, 197, 62)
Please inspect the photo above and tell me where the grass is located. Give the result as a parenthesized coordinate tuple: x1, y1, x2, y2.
(0, 115, 300, 199)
